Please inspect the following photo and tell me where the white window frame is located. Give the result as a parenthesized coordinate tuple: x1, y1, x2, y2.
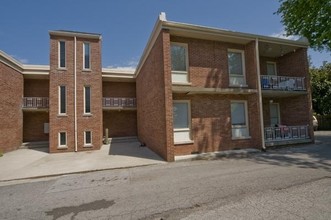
(270, 103, 281, 126)
(170, 42, 189, 84)
(173, 100, 192, 144)
(58, 85, 66, 115)
(83, 42, 91, 70)
(266, 61, 277, 76)
(231, 100, 250, 139)
(58, 40, 66, 68)
(58, 132, 67, 148)
(84, 130, 92, 146)
(84, 86, 91, 114)
(228, 49, 247, 87)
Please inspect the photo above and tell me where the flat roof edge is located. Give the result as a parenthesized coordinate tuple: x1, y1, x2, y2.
(49, 30, 102, 40)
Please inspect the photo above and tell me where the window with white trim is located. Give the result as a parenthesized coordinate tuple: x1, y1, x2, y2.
(171, 43, 189, 83)
(231, 101, 249, 138)
(59, 41, 66, 68)
(84, 86, 91, 114)
(83, 42, 90, 69)
(228, 50, 246, 86)
(173, 101, 191, 143)
(270, 103, 280, 126)
(58, 132, 67, 147)
(266, 62, 277, 75)
(84, 131, 92, 146)
(59, 86, 66, 114)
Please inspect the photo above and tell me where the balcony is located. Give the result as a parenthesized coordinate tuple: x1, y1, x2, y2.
(264, 125, 311, 147)
(22, 97, 49, 110)
(102, 97, 136, 110)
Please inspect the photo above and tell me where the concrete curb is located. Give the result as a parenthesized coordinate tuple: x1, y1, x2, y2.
(0, 163, 161, 183)
(175, 148, 261, 161)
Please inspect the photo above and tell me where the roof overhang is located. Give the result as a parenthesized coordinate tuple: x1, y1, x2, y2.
(49, 30, 102, 40)
(102, 68, 135, 82)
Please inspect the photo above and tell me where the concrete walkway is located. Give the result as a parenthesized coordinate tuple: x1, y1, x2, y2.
(0, 141, 165, 182)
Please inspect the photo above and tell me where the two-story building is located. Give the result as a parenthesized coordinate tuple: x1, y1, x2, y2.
(0, 13, 313, 161)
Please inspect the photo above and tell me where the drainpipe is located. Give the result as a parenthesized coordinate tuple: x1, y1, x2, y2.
(255, 38, 266, 151)
(74, 36, 78, 152)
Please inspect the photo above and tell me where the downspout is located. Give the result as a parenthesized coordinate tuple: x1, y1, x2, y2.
(74, 36, 78, 152)
(255, 38, 266, 151)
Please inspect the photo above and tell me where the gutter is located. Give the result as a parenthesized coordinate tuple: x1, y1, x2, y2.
(255, 38, 266, 151)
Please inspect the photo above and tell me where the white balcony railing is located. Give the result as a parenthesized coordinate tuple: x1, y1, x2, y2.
(261, 75, 306, 91)
(22, 97, 49, 108)
(102, 97, 136, 108)
(264, 125, 309, 142)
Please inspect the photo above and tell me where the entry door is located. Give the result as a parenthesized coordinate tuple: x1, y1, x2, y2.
(270, 103, 280, 126)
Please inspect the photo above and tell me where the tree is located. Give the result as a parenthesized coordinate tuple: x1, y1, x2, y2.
(310, 62, 331, 115)
(276, 0, 331, 51)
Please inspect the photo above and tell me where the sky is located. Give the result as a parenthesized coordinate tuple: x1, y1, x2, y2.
(0, 0, 329, 69)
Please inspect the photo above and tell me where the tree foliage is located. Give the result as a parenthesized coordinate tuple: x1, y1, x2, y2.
(277, 0, 331, 51)
(310, 62, 331, 115)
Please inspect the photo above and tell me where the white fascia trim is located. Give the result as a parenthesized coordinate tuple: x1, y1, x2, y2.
(49, 30, 102, 40)
(162, 20, 309, 47)
(0, 50, 23, 72)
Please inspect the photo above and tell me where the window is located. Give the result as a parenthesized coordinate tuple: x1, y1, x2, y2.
(59, 86, 66, 114)
(171, 43, 188, 83)
(83, 42, 90, 69)
(59, 41, 66, 68)
(267, 62, 277, 75)
(270, 103, 280, 126)
(84, 131, 92, 146)
(84, 86, 91, 114)
(59, 132, 67, 147)
(231, 101, 249, 138)
(228, 50, 246, 86)
(173, 101, 191, 143)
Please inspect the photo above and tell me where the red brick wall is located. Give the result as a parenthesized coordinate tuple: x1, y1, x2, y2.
(103, 111, 137, 137)
(102, 82, 136, 97)
(0, 62, 23, 153)
(49, 35, 103, 153)
(23, 111, 49, 142)
(136, 30, 174, 161)
(24, 79, 49, 97)
(170, 37, 257, 89)
(173, 94, 262, 155)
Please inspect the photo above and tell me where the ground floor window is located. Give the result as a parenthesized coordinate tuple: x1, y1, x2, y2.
(173, 101, 191, 143)
(84, 131, 92, 146)
(270, 103, 280, 126)
(58, 132, 67, 148)
(231, 101, 250, 139)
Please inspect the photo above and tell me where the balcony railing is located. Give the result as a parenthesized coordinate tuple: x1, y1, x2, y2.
(22, 97, 49, 109)
(102, 97, 136, 108)
(261, 75, 306, 91)
(264, 125, 309, 142)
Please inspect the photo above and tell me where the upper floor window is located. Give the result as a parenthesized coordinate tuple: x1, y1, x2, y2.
(171, 43, 189, 83)
(228, 49, 246, 86)
(84, 86, 91, 114)
(59, 41, 66, 68)
(266, 62, 277, 75)
(59, 86, 66, 114)
(231, 101, 250, 139)
(83, 42, 90, 69)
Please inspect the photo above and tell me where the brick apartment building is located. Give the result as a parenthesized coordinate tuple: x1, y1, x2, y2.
(0, 13, 314, 161)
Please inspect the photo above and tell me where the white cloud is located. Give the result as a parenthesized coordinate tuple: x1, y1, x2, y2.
(269, 29, 300, 41)
(107, 58, 138, 71)
(10, 54, 29, 64)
